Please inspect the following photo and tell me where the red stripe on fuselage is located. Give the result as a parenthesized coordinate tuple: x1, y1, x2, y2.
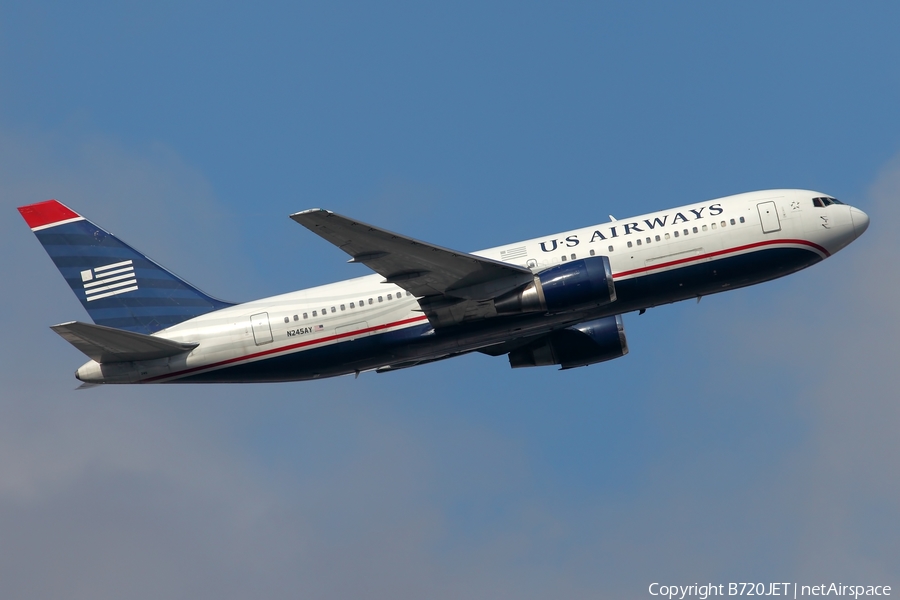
(144, 314, 430, 382)
(145, 238, 828, 383)
(612, 238, 829, 279)
(17, 200, 81, 230)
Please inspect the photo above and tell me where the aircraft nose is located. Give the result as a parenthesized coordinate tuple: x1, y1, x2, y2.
(850, 206, 870, 237)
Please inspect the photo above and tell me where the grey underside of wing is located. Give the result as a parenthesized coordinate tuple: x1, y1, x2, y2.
(290, 209, 534, 300)
(51, 321, 199, 363)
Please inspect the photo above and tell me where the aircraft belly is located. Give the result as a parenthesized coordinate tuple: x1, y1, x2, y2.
(611, 245, 824, 311)
(172, 323, 435, 383)
(169, 312, 588, 383)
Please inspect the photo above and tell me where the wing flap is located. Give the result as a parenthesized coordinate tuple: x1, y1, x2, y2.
(290, 209, 534, 300)
(51, 321, 198, 363)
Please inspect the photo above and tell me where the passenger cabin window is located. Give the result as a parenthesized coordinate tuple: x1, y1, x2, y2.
(739, 217, 745, 223)
(635, 239, 641, 246)
(284, 317, 289, 323)
(368, 298, 373, 305)
(711, 223, 717, 230)
(303, 312, 308, 319)
(570, 253, 576, 260)
(589, 249, 596, 256)
(627, 241, 633, 248)
(312, 310, 317, 317)
(293, 315, 299, 321)
(646, 237, 652, 244)
(350, 302, 355, 309)
(702, 225, 707, 232)
(721, 221, 726, 227)
(730, 219, 736, 225)
(674, 231, 679, 238)
(665, 233, 670, 240)
(608, 245, 614, 252)
(378, 296, 383, 302)
(561, 255, 567, 261)
(692, 227, 698, 234)
(340, 304, 345, 311)
(683, 229, 689, 236)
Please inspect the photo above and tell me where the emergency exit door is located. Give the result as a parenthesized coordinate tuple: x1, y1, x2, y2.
(757, 201, 781, 234)
(250, 312, 273, 345)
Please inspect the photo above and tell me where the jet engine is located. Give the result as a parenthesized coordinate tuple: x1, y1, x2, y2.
(494, 256, 616, 315)
(508, 314, 628, 369)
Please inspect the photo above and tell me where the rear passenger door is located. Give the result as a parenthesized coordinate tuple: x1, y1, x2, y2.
(250, 312, 273, 345)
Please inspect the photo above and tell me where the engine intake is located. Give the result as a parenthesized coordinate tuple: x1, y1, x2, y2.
(494, 256, 616, 315)
(508, 314, 628, 369)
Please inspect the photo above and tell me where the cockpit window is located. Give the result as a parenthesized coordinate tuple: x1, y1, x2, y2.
(812, 196, 842, 207)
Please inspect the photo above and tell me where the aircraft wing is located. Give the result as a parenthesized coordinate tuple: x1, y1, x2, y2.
(290, 209, 534, 301)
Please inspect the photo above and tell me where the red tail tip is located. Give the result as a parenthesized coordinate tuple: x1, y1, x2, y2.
(17, 200, 81, 230)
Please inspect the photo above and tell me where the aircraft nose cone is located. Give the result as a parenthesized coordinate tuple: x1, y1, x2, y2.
(850, 206, 870, 237)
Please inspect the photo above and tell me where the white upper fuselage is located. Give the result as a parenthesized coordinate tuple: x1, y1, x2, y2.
(76, 189, 869, 383)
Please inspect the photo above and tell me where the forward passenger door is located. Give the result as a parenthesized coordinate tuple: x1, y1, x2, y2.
(757, 201, 781, 234)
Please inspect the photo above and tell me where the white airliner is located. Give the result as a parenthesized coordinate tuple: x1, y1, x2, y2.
(18, 190, 868, 384)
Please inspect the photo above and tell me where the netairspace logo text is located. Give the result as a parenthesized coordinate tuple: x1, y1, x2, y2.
(648, 582, 892, 600)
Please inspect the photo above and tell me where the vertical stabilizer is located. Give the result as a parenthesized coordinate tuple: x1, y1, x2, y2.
(18, 200, 233, 334)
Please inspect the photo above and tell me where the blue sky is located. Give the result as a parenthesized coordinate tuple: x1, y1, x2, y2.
(2, 3, 899, 598)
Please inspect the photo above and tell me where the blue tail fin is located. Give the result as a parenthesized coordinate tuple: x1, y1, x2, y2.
(18, 200, 234, 334)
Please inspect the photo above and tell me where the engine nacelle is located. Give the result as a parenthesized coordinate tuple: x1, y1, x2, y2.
(508, 314, 628, 369)
(494, 256, 616, 315)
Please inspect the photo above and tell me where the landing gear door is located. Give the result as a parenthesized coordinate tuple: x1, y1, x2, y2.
(757, 201, 781, 234)
(250, 312, 273, 345)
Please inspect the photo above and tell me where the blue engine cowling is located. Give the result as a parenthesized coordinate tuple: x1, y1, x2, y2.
(508, 314, 628, 369)
(494, 256, 616, 315)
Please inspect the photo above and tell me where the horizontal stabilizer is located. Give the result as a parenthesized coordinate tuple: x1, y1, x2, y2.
(50, 321, 198, 363)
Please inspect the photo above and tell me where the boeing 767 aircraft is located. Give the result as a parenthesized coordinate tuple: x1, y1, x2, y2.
(18, 190, 868, 384)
